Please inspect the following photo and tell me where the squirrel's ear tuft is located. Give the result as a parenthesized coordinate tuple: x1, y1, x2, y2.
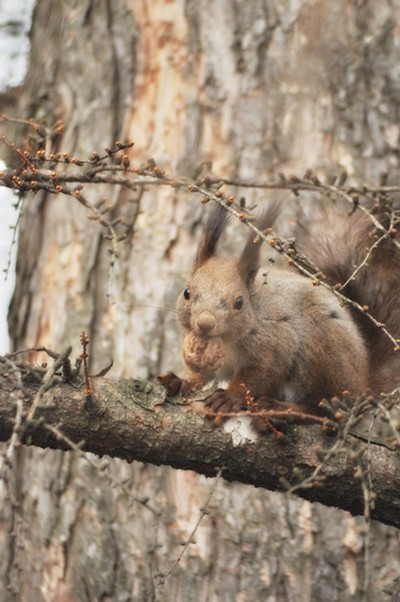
(194, 204, 230, 270)
(238, 201, 280, 288)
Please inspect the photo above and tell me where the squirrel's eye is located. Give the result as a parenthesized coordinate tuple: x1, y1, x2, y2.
(183, 287, 191, 301)
(234, 296, 243, 310)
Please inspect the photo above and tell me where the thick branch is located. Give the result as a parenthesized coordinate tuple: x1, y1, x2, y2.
(0, 363, 399, 529)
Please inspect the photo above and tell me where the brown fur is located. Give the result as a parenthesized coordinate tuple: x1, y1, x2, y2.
(296, 204, 400, 395)
(160, 202, 400, 428)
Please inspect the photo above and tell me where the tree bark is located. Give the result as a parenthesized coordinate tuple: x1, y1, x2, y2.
(1, 1, 400, 602)
(0, 361, 400, 529)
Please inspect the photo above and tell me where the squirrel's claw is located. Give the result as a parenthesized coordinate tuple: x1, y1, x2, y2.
(204, 389, 245, 426)
(157, 372, 193, 397)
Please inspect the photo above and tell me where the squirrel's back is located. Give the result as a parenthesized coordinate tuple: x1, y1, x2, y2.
(296, 203, 400, 395)
(250, 267, 369, 403)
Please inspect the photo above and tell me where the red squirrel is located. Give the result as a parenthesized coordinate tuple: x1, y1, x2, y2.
(159, 201, 400, 432)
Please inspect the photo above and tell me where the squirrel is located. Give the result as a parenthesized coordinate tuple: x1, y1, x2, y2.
(159, 201, 400, 432)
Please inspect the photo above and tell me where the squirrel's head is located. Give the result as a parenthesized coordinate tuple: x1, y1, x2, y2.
(177, 203, 279, 340)
(177, 256, 255, 339)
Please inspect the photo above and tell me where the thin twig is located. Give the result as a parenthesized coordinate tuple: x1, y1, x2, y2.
(153, 468, 223, 591)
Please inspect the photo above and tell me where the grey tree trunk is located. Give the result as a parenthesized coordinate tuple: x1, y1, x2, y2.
(1, 1, 399, 601)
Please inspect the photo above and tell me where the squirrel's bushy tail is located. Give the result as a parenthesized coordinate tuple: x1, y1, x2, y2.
(297, 202, 400, 394)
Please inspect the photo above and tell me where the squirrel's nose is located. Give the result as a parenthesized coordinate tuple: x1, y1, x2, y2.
(196, 311, 216, 335)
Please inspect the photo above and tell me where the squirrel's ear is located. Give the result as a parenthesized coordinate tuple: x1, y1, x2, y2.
(193, 204, 230, 270)
(238, 202, 280, 288)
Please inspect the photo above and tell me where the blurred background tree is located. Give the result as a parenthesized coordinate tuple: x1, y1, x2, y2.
(1, 1, 399, 600)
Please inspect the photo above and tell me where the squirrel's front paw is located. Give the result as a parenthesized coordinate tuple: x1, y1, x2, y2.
(204, 389, 245, 426)
(158, 372, 193, 397)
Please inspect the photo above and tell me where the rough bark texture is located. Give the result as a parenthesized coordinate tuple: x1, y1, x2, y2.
(1, 1, 400, 601)
(0, 366, 400, 529)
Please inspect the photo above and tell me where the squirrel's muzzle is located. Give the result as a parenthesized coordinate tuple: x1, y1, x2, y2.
(195, 311, 217, 336)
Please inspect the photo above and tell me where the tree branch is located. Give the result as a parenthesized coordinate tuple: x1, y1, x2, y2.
(0, 359, 399, 529)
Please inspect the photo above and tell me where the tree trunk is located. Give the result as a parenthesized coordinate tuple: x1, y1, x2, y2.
(1, 1, 400, 601)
